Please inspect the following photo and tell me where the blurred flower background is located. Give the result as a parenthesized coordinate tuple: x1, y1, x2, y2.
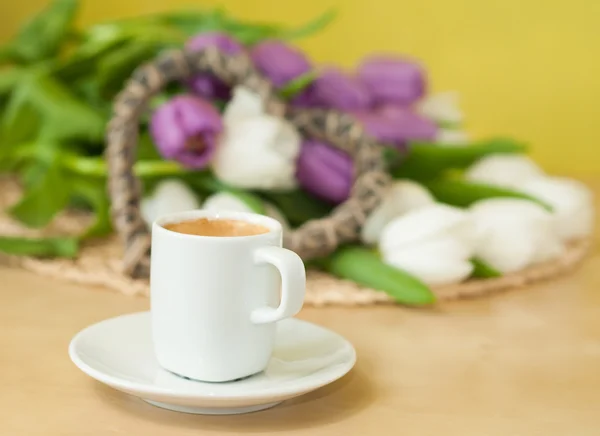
(2, 0, 598, 175)
(0, 0, 596, 306)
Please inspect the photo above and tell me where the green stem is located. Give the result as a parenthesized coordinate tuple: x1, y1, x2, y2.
(5, 148, 189, 179)
(61, 154, 187, 178)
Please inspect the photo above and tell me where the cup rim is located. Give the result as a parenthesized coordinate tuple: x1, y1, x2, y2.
(152, 209, 283, 240)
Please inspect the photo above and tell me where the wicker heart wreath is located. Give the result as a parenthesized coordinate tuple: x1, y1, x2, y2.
(106, 47, 391, 278)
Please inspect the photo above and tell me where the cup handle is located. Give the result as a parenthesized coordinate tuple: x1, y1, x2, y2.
(250, 246, 306, 324)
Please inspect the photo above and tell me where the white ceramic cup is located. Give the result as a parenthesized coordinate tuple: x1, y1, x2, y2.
(150, 210, 306, 382)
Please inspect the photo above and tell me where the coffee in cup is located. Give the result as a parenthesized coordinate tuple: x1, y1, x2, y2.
(163, 218, 269, 237)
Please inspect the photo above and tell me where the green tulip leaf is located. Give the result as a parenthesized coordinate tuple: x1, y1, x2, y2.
(0, 236, 79, 258)
(394, 137, 528, 180)
(278, 9, 337, 40)
(4, 70, 105, 143)
(4, 0, 79, 63)
(97, 41, 161, 98)
(9, 162, 71, 228)
(279, 71, 317, 99)
(0, 67, 23, 98)
(325, 246, 436, 306)
(424, 179, 553, 211)
(69, 177, 112, 238)
(0, 96, 41, 147)
(470, 258, 502, 278)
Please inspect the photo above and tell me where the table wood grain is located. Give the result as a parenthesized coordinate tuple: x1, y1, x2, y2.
(1, 186, 599, 435)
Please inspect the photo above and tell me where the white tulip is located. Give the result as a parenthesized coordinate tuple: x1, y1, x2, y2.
(141, 179, 200, 226)
(470, 199, 564, 273)
(417, 91, 463, 126)
(522, 177, 594, 240)
(361, 180, 435, 244)
(465, 154, 545, 189)
(203, 192, 254, 214)
(436, 128, 470, 146)
(223, 86, 264, 124)
(212, 86, 301, 190)
(202, 192, 290, 231)
(379, 204, 475, 286)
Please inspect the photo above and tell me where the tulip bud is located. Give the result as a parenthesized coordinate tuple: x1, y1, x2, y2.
(150, 95, 223, 169)
(295, 139, 353, 204)
(361, 180, 435, 244)
(436, 128, 470, 146)
(522, 177, 594, 241)
(379, 204, 475, 286)
(354, 104, 437, 147)
(310, 67, 372, 110)
(141, 180, 200, 226)
(358, 56, 426, 105)
(417, 91, 464, 126)
(465, 154, 545, 189)
(203, 192, 255, 214)
(212, 87, 301, 190)
(250, 40, 311, 87)
(185, 32, 243, 99)
(469, 198, 564, 273)
(203, 192, 290, 231)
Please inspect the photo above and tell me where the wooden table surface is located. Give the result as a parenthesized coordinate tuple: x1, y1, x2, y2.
(1, 200, 600, 435)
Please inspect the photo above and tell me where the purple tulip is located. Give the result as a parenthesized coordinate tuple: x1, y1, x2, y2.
(298, 67, 372, 111)
(354, 105, 437, 148)
(185, 32, 243, 99)
(250, 40, 311, 87)
(150, 95, 223, 169)
(291, 69, 370, 110)
(296, 139, 353, 204)
(187, 32, 243, 54)
(291, 85, 321, 107)
(358, 56, 426, 105)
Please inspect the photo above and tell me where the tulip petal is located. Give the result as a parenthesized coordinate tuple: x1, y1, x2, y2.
(223, 87, 265, 125)
(150, 95, 222, 169)
(474, 226, 538, 273)
(186, 32, 243, 54)
(361, 180, 434, 244)
(465, 154, 545, 189)
(379, 204, 471, 253)
(295, 140, 352, 204)
(250, 40, 311, 87)
(522, 177, 595, 240)
(417, 91, 463, 125)
(141, 180, 200, 226)
(185, 33, 243, 99)
(436, 129, 470, 146)
(213, 115, 301, 190)
(310, 67, 372, 110)
(384, 250, 473, 286)
(203, 192, 254, 214)
(469, 198, 565, 272)
(188, 74, 231, 100)
(354, 105, 437, 146)
(383, 235, 473, 262)
(358, 56, 426, 105)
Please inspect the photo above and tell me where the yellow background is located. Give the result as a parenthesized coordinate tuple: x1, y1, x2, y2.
(1, 0, 599, 175)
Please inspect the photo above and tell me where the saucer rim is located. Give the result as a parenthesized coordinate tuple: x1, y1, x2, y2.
(69, 311, 357, 402)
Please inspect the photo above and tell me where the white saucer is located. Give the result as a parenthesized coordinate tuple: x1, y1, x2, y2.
(69, 312, 356, 415)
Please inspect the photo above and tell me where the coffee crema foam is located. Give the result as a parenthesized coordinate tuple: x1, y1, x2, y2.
(163, 218, 270, 237)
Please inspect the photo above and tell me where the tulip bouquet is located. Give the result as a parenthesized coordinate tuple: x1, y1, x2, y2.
(0, 0, 594, 305)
